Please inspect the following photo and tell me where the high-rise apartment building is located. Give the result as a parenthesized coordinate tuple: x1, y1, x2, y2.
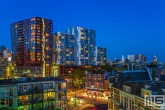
(135, 54, 146, 62)
(68, 27, 96, 66)
(53, 32, 76, 65)
(96, 47, 107, 65)
(11, 17, 53, 77)
(127, 55, 135, 62)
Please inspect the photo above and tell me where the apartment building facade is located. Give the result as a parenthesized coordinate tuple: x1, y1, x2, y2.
(68, 27, 97, 66)
(0, 77, 68, 110)
(107, 69, 165, 110)
(54, 32, 76, 65)
(95, 47, 107, 65)
(85, 71, 109, 98)
(11, 17, 53, 77)
(108, 83, 161, 110)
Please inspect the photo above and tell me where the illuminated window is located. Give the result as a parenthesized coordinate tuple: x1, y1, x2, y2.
(31, 32, 35, 36)
(31, 18, 35, 21)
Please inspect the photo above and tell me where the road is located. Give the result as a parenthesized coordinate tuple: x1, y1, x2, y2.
(73, 104, 95, 110)
(68, 89, 108, 110)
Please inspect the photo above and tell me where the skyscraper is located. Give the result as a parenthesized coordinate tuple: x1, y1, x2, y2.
(96, 47, 107, 65)
(11, 17, 53, 77)
(53, 32, 76, 65)
(135, 54, 146, 62)
(68, 27, 96, 66)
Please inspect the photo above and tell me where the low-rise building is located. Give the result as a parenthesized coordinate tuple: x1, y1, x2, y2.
(0, 77, 68, 110)
(85, 70, 109, 99)
(108, 67, 165, 110)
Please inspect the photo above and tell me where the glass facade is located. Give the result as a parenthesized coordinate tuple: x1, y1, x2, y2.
(11, 17, 53, 77)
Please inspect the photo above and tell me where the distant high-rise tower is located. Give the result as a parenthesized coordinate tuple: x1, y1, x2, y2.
(135, 54, 146, 62)
(11, 17, 53, 77)
(122, 55, 124, 62)
(68, 27, 96, 65)
(128, 55, 135, 62)
(96, 47, 107, 65)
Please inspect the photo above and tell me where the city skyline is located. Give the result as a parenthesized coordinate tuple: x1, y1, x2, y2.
(1, 0, 165, 61)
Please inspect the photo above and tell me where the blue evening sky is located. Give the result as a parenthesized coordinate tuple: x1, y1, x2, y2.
(0, 0, 165, 62)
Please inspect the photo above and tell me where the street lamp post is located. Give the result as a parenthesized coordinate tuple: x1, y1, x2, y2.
(74, 88, 76, 107)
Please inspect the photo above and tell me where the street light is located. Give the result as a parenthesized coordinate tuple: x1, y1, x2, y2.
(80, 99, 82, 104)
(74, 88, 76, 107)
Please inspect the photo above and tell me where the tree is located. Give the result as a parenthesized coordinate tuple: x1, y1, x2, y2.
(100, 63, 113, 72)
(71, 68, 86, 89)
(85, 66, 97, 72)
(123, 64, 128, 70)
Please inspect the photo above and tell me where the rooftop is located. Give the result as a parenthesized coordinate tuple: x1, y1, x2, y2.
(0, 77, 66, 86)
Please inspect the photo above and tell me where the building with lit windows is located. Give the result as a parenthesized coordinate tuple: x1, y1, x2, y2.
(0, 77, 68, 110)
(107, 67, 165, 110)
(53, 32, 76, 65)
(0, 46, 13, 79)
(11, 17, 53, 77)
(96, 47, 107, 65)
(68, 27, 97, 66)
(135, 54, 146, 62)
(0, 45, 12, 63)
(85, 70, 109, 99)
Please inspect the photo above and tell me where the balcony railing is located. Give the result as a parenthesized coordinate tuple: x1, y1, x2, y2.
(18, 90, 32, 95)
(110, 98, 120, 105)
(33, 98, 43, 103)
(18, 100, 31, 106)
(32, 88, 43, 93)
(43, 88, 54, 92)
(48, 96, 55, 101)
(61, 96, 67, 100)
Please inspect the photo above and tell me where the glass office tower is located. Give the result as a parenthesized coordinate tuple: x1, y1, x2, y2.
(11, 17, 53, 77)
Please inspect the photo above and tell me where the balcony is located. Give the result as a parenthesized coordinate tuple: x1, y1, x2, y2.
(56, 104, 67, 108)
(46, 105, 54, 110)
(62, 104, 67, 107)
(33, 98, 43, 103)
(18, 90, 32, 96)
(18, 100, 31, 106)
(48, 96, 55, 101)
(43, 88, 54, 92)
(110, 98, 120, 105)
(61, 96, 67, 100)
(119, 104, 126, 110)
(33, 87, 43, 94)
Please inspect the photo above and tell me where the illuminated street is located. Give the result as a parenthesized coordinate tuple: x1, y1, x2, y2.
(68, 89, 108, 110)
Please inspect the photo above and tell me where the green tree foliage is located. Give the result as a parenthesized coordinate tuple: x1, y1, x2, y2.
(85, 66, 97, 71)
(71, 68, 86, 89)
(100, 63, 114, 72)
(123, 64, 128, 70)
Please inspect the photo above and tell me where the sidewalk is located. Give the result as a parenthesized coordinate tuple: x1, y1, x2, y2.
(68, 101, 82, 110)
